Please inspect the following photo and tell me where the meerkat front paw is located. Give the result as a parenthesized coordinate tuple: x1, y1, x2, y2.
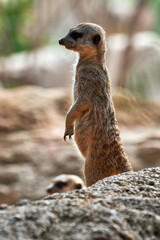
(64, 125, 74, 141)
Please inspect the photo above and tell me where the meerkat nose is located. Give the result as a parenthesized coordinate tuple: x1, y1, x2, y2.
(59, 38, 65, 45)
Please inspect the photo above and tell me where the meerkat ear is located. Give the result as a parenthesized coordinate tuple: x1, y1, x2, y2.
(93, 34, 101, 45)
(74, 183, 82, 189)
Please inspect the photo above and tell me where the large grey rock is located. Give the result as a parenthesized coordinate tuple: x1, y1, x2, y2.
(0, 167, 160, 240)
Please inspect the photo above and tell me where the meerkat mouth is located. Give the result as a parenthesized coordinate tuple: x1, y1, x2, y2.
(65, 45, 75, 50)
(65, 46, 72, 49)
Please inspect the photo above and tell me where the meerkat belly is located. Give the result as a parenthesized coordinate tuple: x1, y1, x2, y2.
(74, 110, 94, 157)
(74, 106, 107, 156)
(73, 96, 93, 141)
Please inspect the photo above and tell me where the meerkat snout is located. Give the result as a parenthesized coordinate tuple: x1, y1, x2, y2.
(59, 39, 65, 45)
(46, 174, 85, 194)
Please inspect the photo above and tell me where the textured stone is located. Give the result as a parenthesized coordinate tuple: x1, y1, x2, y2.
(0, 167, 159, 240)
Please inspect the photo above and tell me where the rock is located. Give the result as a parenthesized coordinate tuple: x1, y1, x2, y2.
(0, 86, 71, 132)
(121, 128, 160, 171)
(0, 46, 74, 88)
(0, 167, 159, 240)
(136, 141, 160, 168)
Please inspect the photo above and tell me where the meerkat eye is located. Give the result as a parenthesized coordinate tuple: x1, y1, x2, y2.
(93, 34, 101, 45)
(70, 31, 83, 40)
(55, 181, 67, 189)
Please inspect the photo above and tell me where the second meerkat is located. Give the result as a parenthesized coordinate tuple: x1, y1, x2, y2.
(59, 23, 132, 187)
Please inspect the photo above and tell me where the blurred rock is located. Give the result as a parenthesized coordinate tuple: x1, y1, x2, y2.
(136, 132, 160, 169)
(121, 128, 160, 171)
(0, 86, 71, 132)
(0, 167, 160, 240)
(0, 86, 159, 204)
(0, 86, 83, 204)
(0, 46, 75, 88)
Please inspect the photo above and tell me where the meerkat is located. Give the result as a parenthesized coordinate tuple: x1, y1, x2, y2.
(59, 22, 132, 187)
(46, 174, 85, 194)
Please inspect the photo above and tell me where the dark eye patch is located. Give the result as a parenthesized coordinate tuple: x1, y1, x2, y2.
(70, 31, 83, 40)
(55, 181, 67, 189)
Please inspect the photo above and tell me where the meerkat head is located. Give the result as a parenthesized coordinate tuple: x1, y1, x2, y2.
(59, 22, 106, 56)
(46, 174, 85, 194)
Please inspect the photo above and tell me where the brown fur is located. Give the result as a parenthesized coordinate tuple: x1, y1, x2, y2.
(59, 23, 132, 186)
(46, 174, 85, 194)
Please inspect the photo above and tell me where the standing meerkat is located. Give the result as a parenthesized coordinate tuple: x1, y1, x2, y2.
(59, 22, 132, 186)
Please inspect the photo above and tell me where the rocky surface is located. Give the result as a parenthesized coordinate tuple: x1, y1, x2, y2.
(0, 167, 160, 240)
(0, 86, 160, 204)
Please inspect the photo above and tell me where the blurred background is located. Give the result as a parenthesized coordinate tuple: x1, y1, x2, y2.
(0, 0, 160, 205)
